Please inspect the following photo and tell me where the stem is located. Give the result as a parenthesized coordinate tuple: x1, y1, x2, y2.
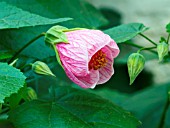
(158, 90, 170, 128)
(167, 33, 170, 43)
(20, 63, 32, 70)
(8, 33, 45, 64)
(125, 42, 157, 54)
(139, 33, 157, 46)
(137, 46, 156, 53)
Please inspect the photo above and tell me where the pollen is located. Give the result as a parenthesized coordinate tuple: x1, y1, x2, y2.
(88, 50, 107, 70)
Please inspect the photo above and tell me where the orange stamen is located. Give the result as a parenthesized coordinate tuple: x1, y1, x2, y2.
(88, 50, 107, 70)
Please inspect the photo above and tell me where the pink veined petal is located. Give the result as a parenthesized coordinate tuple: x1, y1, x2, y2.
(79, 30, 111, 61)
(97, 46, 114, 84)
(61, 57, 99, 88)
(105, 34, 120, 58)
(56, 32, 89, 76)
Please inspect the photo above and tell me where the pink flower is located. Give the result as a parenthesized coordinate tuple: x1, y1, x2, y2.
(56, 29, 119, 88)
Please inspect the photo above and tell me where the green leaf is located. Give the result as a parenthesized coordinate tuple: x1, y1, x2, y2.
(0, 63, 26, 103)
(9, 86, 140, 128)
(166, 23, 170, 33)
(0, 2, 72, 29)
(0, 0, 108, 60)
(3, 0, 108, 28)
(104, 23, 149, 43)
(7, 85, 27, 109)
(121, 84, 170, 128)
(0, 50, 14, 60)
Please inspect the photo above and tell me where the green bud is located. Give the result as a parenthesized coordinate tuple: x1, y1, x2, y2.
(26, 87, 37, 101)
(157, 42, 169, 61)
(32, 61, 56, 77)
(127, 53, 145, 85)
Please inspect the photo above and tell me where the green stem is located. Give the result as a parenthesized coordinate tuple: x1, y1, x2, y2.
(20, 63, 33, 70)
(158, 90, 170, 128)
(137, 46, 157, 53)
(139, 33, 157, 46)
(125, 42, 157, 54)
(8, 33, 45, 64)
(167, 33, 170, 43)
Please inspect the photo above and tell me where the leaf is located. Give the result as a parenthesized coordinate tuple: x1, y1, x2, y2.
(8, 86, 141, 128)
(0, 50, 14, 60)
(166, 23, 170, 33)
(89, 84, 170, 128)
(0, 2, 72, 29)
(104, 23, 149, 43)
(0, 0, 108, 60)
(0, 63, 26, 103)
(121, 84, 170, 128)
(3, 0, 108, 28)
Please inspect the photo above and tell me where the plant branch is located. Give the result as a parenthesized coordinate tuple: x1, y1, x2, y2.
(139, 33, 157, 46)
(158, 90, 170, 128)
(137, 46, 157, 53)
(167, 33, 170, 43)
(8, 33, 45, 64)
(125, 42, 157, 54)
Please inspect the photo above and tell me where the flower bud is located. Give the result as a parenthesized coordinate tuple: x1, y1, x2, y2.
(157, 42, 169, 61)
(26, 87, 37, 101)
(32, 61, 56, 77)
(127, 53, 145, 85)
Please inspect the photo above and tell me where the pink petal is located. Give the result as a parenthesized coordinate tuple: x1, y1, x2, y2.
(79, 30, 111, 61)
(97, 46, 114, 84)
(105, 35, 120, 58)
(56, 32, 89, 76)
(61, 57, 99, 88)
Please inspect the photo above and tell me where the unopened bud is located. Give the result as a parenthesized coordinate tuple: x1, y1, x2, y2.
(157, 42, 169, 61)
(26, 87, 37, 101)
(32, 61, 56, 77)
(127, 53, 145, 85)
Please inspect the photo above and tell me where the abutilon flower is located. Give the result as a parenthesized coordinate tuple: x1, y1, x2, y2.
(55, 29, 119, 88)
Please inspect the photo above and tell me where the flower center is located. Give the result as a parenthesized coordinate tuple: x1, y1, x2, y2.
(88, 50, 107, 70)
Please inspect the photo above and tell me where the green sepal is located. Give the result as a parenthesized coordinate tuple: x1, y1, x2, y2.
(52, 44, 63, 68)
(45, 25, 69, 47)
(157, 42, 169, 61)
(127, 53, 145, 85)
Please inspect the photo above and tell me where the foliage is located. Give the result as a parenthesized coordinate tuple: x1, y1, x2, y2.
(0, 0, 170, 128)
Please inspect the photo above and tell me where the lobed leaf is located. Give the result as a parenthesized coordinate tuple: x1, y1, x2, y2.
(8, 85, 141, 128)
(0, 2, 71, 29)
(104, 23, 149, 43)
(0, 63, 26, 103)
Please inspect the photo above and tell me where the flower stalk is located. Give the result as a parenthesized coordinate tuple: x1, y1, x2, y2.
(139, 33, 157, 46)
(8, 33, 45, 64)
